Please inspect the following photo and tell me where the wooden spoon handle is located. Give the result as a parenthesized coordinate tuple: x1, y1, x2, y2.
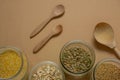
(114, 47, 120, 59)
(30, 16, 52, 38)
(33, 33, 53, 53)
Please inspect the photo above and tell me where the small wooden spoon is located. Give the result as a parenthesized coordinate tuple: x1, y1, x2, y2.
(93, 22, 120, 59)
(33, 25, 63, 53)
(30, 5, 65, 38)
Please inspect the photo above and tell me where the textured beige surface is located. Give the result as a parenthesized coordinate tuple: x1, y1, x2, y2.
(0, 0, 120, 79)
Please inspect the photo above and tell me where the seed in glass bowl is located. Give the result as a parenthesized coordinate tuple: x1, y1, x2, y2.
(61, 46, 92, 73)
(95, 63, 120, 80)
(31, 63, 63, 80)
(0, 50, 22, 78)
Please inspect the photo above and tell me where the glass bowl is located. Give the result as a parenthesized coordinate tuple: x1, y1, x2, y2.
(29, 61, 65, 80)
(0, 46, 29, 80)
(60, 40, 95, 79)
(93, 58, 120, 80)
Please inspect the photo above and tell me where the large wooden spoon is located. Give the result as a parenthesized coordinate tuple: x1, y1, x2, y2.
(93, 22, 120, 59)
(33, 25, 63, 53)
(30, 5, 65, 38)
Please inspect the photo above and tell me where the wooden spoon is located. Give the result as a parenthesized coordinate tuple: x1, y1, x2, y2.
(30, 5, 65, 38)
(33, 25, 63, 53)
(93, 22, 120, 59)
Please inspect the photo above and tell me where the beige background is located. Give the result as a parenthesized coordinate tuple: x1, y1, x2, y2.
(0, 0, 120, 79)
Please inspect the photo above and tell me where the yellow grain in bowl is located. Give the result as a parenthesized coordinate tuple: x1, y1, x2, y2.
(0, 49, 22, 79)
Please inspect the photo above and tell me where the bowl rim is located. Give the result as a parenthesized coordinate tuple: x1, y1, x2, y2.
(29, 61, 65, 80)
(60, 40, 95, 76)
(0, 46, 24, 80)
(93, 58, 120, 80)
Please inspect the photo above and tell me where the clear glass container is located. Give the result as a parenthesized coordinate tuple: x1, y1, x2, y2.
(0, 46, 28, 80)
(29, 61, 65, 80)
(60, 40, 95, 80)
(93, 58, 120, 80)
